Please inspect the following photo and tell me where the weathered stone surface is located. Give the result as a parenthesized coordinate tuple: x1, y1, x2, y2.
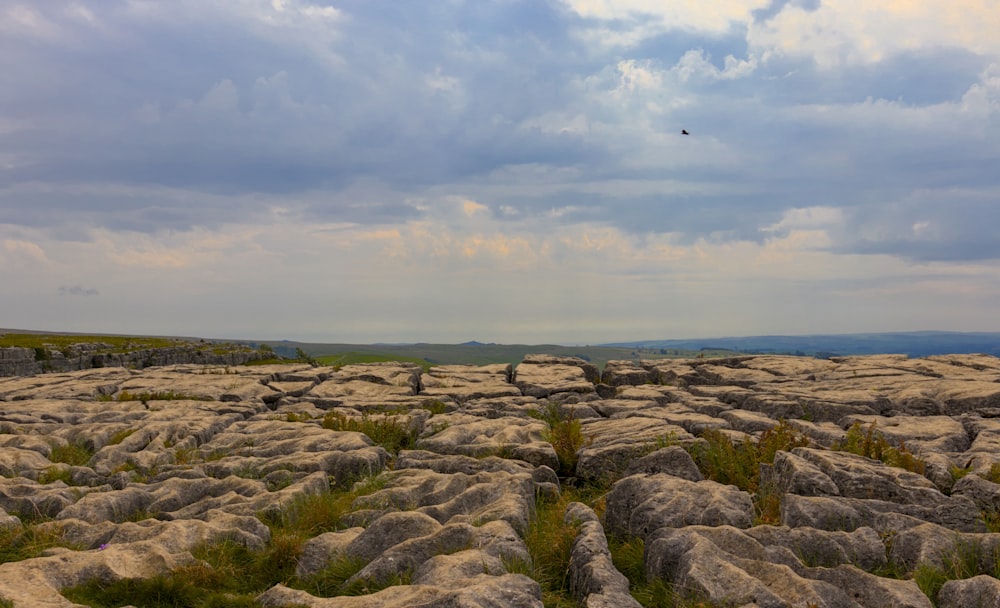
(564, 502, 641, 608)
(4, 353, 1000, 608)
(601, 360, 652, 387)
(938, 575, 1000, 608)
(624, 446, 703, 481)
(514, 360, 596, 398)
(605, 474, 754, 539)
(576, 417, 693, 480)
(257, 573, 543, 608)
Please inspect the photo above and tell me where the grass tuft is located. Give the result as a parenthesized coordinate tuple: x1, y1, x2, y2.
(0, 524, 80, 565)
(911, 536, 1000, 605)
(833, 421, 925, 475)
(321, 412, 417, 456)
(531, 403, 591, 477)
(49, 440, 95, 467)
(687, 421, 809, 525)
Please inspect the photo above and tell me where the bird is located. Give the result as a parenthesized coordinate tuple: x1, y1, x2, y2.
(681, 129, 690, 135)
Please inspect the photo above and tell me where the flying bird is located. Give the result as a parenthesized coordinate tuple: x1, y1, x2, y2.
(681, 129, 690, 135)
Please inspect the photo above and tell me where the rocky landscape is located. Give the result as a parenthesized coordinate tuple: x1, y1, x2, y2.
(1, 353, 1000, 607)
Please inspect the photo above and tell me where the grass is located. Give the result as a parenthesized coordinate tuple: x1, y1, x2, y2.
(0, 333, 181, 352)
(320, 412, 417, 456)
(49, 440, 96, 467)
(833, 421, 925, 475)
(109, 428, 137, 445)
(0, 523, 80, 564)
(295, 553, 412, 597)
(687, 421, 810, 525)
(61, 475, 389, 607)
(531, 402, 592, 477)
(505, 489, 583, 608)
(37, 466, 74, 485)
(983, 463, 1000, 484)
(608, 536, 720, 607)
(911, 536, 1000, 605)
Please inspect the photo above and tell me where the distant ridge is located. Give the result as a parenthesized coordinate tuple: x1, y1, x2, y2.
(602, 331, 1000, 358)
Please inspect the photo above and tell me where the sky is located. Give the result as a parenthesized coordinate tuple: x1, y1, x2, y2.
(2, 0, 999, 345)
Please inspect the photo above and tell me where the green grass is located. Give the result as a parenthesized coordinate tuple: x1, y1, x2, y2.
(983, 463, 1000, 484)
(61, 475, 389, 607)
(530, 402, 592, 477)
(608, 536, 721, 607)
(0, 332, 181, 352)
(505, 490, 583, 608)
(109, 428, 137, 445)
(911, 537, 1000, 605)
(833, 422, 925, 475)
(0, 524, 80, 564)
(687, 421, 810, 525)
(49, 440, 95, 467)
(37, 466, 74, 485)
(320, 412, 417, 456)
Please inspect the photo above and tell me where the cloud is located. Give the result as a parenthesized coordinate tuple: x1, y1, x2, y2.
(1, 1, 999, 341)
(58, 285, 100, 296)
(748, 0, 1000, 67)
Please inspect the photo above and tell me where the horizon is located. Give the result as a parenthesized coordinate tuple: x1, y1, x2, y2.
(3, 2, 999, 342)
(4, 326, 1000, 349)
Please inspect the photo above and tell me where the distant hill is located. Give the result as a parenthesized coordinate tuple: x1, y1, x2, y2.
(603, 331, 1000, 358)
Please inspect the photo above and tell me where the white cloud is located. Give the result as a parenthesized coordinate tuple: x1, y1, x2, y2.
(563, 0, 770, 38)
(749, 0, 1000, 67)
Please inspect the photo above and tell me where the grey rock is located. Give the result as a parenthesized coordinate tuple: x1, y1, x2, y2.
(605, 474, 754, 539)
(564, 502, 641, 608)
(938, 575, 1000, 608)
(624, 446, 703, 481)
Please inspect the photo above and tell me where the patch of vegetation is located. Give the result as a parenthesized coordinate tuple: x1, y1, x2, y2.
(687, 421, 810, 525)
(62, 573, 261, 608)
(983, 509, 1000, 533)
(833, 421, 925, 475)
(321, 412, 417, 456)
(0, 597, 13, 608)
(912, 536, 1000, 605)
(505, 489, 583, 607)
(983, 462, 1000, 484)
(115, 390, 214, 402)
(609, 535, 720, 607)
(49, 440, 95, 467)
(295, 553, 413, 597)
(62, 474, 389, 607)
(0, 524, 80, 565)
(108, 428, 137, 445)
(37, 466, 74, 485)
(0, 333, 181, 352)
(531, 402, 592, 477)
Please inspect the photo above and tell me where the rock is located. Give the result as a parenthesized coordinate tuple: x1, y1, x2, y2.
(604, 474, 754, 539)
(257, 573, 543, 607)
(564, 502, 641, 608)
(513, 363, 596, 398)
(575, 417, 693, 481)
(624, 446, 703, 481)
(601, 361, 652, 387)
(839, 414, 970, 453)
(938, 575, 1000, 608)
(296, 527, 365, 577)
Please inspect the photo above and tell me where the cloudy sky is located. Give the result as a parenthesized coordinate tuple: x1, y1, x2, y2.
(2, 1, 999, 344)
